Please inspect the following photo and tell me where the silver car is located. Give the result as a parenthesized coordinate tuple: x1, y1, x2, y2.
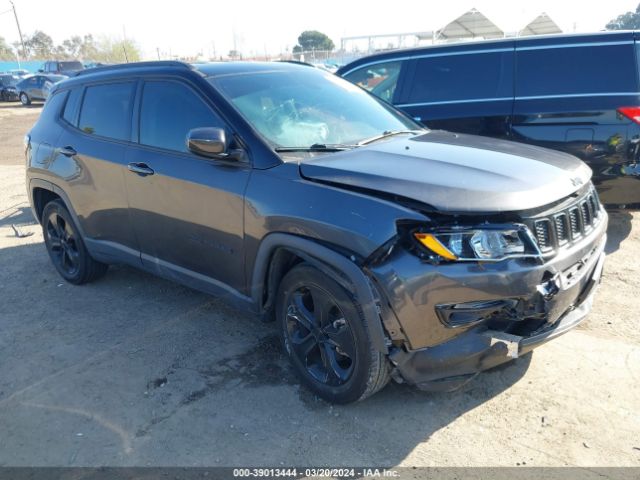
(16, 74, 67, 105)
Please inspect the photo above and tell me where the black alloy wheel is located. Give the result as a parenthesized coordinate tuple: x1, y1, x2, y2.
(285, 284, 356, 386)
(41, 199, 108, 284)
(277, 264, 390, 403)
(45, 209, 81, 278)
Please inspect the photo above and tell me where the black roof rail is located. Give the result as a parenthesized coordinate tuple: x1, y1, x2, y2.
(74, 60, 193, 77)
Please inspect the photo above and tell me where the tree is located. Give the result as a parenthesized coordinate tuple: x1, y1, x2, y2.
(0, 36, 14, 60)
(93, 37, 141, 63)
(0, 30, 142, 62)
(606, 3, 640, 29)
(78, 35, 99, 60)
(62, 36, 84, 58)
(24, 30, 54, 58)
(294, 30, 335, 52)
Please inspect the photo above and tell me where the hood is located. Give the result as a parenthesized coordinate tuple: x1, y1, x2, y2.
(299, 131, 592, 213)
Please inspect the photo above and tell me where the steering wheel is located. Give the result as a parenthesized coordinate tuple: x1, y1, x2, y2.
(265, 99, 299, 128)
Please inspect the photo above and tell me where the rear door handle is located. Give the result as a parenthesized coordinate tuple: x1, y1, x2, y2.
(127, 162, 155, 176)
(59, 146, 77, 157)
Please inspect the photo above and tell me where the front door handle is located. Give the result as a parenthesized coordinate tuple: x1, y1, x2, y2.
(127, 162, 155, 176)
(59, 146, 77, 157)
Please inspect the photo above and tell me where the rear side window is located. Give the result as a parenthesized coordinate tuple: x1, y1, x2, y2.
(39, 91, 67, 122)
(139, 80, 223, 153)
(78, 82, 134, 141)
(516, 44, 637, 97)
(407, 51, 513, 104)
(342, 61, 402, 102)
(62, 88, 82, 126)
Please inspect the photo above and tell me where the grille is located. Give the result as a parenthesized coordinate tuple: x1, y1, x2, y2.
(534, 220, 551, 250)
(569, 208, 581, 237)
(532, 189, 601, 253)
(554, 214, 568, 243)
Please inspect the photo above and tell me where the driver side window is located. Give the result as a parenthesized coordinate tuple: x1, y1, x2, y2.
(342, 61, 402, 103)
(139, 80, 225, 154)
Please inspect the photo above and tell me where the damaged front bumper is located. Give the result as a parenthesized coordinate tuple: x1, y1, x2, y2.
(370, 211, 608, 391)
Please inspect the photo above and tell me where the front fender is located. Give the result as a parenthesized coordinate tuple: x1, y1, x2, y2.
(250, 233, 389, 354)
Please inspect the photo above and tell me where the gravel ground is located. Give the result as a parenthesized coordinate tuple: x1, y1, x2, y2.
(0, 105, 638, 467)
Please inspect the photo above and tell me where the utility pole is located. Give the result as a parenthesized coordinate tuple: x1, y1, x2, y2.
(122, 24, 129, 62)
(156, 47, 161, 60)
(10, 1, 27, 60)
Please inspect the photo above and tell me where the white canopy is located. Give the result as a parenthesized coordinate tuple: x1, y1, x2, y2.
(437, 8, 504, 40)
(519, 13, 563, 36)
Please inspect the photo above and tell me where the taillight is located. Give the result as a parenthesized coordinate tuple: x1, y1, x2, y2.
(617, 106, 640, 124)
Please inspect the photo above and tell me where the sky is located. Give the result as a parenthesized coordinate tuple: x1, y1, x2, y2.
(1, 0, 639, 59)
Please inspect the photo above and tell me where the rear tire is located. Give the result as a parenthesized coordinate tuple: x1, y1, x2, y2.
(277, 263, 390, 403)
(19, 92, 30, 105)
(42, 199, 108, 284)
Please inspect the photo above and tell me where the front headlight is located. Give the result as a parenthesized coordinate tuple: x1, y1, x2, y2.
(414, 226, 539, 262)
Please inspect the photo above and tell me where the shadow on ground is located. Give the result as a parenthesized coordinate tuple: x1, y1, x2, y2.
(605, 209, 633, 254)
(0, 239, 534, 466)
(0, 102, 42, 110)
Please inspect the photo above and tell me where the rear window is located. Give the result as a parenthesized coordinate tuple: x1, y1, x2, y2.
(406, 51, 513, 104)
(62, 88, 82, 126)
(39, 91, 68, 122)
(78, 82, 134, 141)
(516, 44, 638, 97)
(59, 61, 83, 71)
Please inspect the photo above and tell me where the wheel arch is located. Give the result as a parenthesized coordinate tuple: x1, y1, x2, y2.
(29, 179, 86, 238)
(251, 233, 389, 354)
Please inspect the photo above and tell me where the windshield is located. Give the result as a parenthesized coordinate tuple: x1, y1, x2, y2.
(59, 61, 83, 71)
(0, 76, 16, 87)
(208, 68, 420, 149)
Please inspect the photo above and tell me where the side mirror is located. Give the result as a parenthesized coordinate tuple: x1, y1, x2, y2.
(37, 69, 44, 73)
(187, 127, 229, 158)
(186, 127, 245, 161)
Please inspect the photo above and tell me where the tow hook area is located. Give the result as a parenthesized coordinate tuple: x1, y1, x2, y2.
(482, 331, 523, 358)
(536, 273, 561, 300)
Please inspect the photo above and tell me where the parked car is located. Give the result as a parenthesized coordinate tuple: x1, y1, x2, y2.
(338, 31, 640, 207)
(40, 60, 84, 76)
(16, 74, 67, 105)
(0, 74, 19, 101)
(26, 61, 607, 403)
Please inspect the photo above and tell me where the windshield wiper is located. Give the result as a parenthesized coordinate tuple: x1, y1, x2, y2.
(274, 143, 358, 152)
(357, 129, 425, 146)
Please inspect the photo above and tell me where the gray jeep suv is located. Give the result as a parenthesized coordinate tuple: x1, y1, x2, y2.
(25, 61, 607, 403)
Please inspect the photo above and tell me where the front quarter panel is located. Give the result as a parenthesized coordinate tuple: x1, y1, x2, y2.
(243, 162, 427, 291)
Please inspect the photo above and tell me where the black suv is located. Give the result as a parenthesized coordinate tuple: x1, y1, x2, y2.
(26, 61, 607, 403)
(40, 60, 84, 76)
(338, 31, 640, 207)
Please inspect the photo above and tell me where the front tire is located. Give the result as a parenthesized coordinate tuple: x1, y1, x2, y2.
(20, 92, 31, 105)
(42, 199, 108, 284)
(277, 264, 390, 403)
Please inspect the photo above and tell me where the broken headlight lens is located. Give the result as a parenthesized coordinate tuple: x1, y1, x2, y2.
(414, 227, 536, 262)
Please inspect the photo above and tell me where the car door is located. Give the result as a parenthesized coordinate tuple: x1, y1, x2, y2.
(511, 38, 640, 204)
(396, 46, 515, 138)
(54, 81, 139, 262)
(23, 76, 40, 98)
(124, 78, 251, 295)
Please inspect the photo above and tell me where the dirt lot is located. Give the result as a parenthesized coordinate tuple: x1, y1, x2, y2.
(0, 104, 638, 467)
